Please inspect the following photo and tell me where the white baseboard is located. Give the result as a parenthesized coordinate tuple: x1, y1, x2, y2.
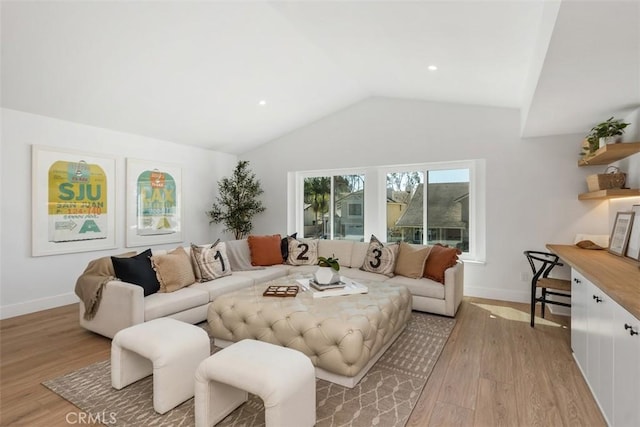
(0, 293, 78, 320)
(464, 286, 529, 304)
(464, 286, 570, 317)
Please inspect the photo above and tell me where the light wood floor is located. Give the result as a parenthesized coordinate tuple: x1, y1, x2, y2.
(0, 297, 606, 426)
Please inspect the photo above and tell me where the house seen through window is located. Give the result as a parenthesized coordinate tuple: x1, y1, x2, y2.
(295, 162, 479, 258)
(387, 169, 469, 252)
(303, 174, 364, 241)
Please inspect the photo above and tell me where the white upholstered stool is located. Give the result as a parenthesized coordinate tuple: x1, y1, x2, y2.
(194, 339, 316, 427)
(111, 318, 210, 414)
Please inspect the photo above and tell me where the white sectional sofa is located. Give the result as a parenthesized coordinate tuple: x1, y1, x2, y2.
(79, 238, 463, 338)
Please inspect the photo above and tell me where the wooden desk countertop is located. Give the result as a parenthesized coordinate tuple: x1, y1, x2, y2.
(547, 244, 640, 321)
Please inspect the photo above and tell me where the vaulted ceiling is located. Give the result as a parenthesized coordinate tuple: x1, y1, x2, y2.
(2, 1, 639, 154)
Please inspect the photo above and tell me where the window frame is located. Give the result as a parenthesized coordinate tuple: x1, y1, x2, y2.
(291, 160, 485, 262)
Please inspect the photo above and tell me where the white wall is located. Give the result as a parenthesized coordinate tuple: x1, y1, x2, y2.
(0, 109, 237, 318)
(240, 97, 636, 303)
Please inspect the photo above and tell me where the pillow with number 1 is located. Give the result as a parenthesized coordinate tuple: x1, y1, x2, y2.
(360, 234, 398, 277)
(191, 241, 232, 281)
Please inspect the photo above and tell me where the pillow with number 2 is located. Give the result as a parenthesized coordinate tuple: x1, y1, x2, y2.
(360, 234, 398, 277)
(191, 241, 232, 281)
(287, 236, 318, 266)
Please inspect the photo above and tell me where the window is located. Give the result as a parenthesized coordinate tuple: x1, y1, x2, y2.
(293, 160, 483, 260)
(386, 168, 469, 251)
(302, 174, 364, 241)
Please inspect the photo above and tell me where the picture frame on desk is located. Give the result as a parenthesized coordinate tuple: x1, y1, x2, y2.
(624, 205, 640, 261)
(609, 211, 635, 257)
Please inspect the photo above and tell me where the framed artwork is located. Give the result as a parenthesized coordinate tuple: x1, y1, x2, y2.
(625, 205, 640, 261)
(126, 159, 182, 247)
(32, 145, 116, 256)
(609, 211, 635, 257)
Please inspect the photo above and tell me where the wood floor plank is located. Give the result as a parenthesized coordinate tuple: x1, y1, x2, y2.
(474, 378, 519, 427)
(436, 299, 485, 409)
(1, 298, 606, 427)
(428, 402, 474, 427)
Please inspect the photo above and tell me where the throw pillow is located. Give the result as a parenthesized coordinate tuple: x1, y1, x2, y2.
(286, 236, 318, 266)
(423, 244, 460, 284)
(190, 239, 220, 281)
(360, 235, 398, 277)
(394, 242, 432, 279)
(280, 232, 297, 262)
(191, 241, 232, 281)
(111, 249, 160, 296)
(151, 246, 196, 293)
(247, 234, 283, 266)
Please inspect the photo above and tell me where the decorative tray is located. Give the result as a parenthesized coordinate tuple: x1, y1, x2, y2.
(263, 285, 299, 297)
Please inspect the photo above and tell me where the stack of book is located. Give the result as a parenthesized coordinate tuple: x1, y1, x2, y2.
(309, 279, 345, 291)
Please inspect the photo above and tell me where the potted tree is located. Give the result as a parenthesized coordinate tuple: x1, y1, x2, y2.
(207, 160, 265, 239)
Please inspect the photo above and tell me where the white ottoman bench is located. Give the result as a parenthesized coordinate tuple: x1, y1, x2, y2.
(111, 318, 210, 414)
(194, 339, 316, 427)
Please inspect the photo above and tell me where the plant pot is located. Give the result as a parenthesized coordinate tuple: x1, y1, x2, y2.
(314, 267, 341, 285)
(599, 136, 622, 148)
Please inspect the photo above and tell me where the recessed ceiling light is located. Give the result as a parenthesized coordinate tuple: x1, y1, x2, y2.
(258, 100, 267, 106)
(428, 65, 438, 71)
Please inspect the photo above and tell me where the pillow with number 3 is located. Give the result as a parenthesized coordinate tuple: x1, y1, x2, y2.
(287, 236, 318, 266)
(360, 234, 398, 277)
(191, 241, 232, 281)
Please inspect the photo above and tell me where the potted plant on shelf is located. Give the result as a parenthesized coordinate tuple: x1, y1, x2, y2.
(588, 117, 630, 149)
(315, 256, 341, 285)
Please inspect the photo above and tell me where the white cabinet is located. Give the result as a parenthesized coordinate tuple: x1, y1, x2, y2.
(570, 268, 640, 426)
(612, 302, 640, 427)
(585, 280, 614, 423)
(571, 270, 588, 370)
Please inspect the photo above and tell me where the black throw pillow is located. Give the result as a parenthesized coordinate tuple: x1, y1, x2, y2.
(111, 248, 160, 296)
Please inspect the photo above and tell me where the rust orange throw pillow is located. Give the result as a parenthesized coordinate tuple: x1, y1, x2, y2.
(423, 244, 460, 284)
(247, 234, 283, 266)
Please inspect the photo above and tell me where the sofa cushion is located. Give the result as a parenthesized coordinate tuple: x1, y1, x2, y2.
(395, 242, 432, 279)
(144, 287, 209, 320)
(287, 237, 318, 265)
(385, 275, 445, 299)
(151, 246, 196, 293)
(111, 249, 160, 296)
(191, 241, 232, 281)
(340, 267, 388, 282)
(233, 265, 289, 283)
(351, 242, 370, 269)
(423, 244, 460, 284)
(190, 274, 255, 300)
(318, 240, 354, 267)
(247, 234, 283, 266)
(360, 235, 398, 277)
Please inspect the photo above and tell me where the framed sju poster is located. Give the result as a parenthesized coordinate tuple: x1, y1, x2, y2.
(126, 159, 183, 247)
(32, 145, 116, 256)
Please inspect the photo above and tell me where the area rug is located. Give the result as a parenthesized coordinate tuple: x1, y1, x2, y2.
(43, 312, 455, 427)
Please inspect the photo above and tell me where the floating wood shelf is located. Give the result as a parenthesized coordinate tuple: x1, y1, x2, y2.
(578, 141, 640, 166)
(578, 188, 640, 200)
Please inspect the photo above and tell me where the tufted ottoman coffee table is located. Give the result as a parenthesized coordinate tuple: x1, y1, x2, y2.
(207, 275, 412, 388)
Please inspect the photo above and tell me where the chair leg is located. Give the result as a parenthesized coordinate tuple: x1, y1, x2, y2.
(541, 288, 546, 319)
(530, 285, 536, 328)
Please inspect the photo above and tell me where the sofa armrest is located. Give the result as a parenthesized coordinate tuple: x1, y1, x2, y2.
(443, 260, 464, 317)
(79, 280, 145, 339)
